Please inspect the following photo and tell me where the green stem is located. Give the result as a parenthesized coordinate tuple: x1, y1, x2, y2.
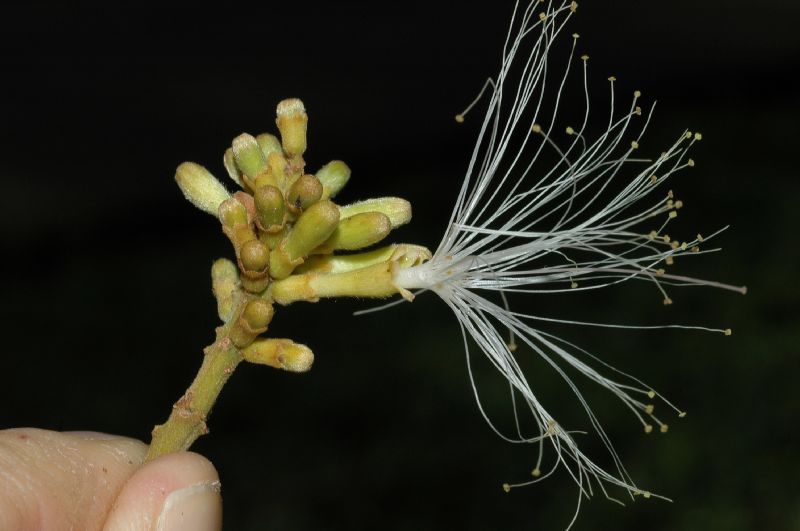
(146, 322, 244, 462)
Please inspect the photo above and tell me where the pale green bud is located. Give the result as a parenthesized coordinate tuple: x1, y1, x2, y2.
(254, 185, 285, 232)
(223, 148, 243, 188)
(175, 162, 230, 216)
(316, 160, 351, 199)
(230, 298, 274, 348)
(256, 133, 283, 159)
(242, 338, 314, 372)
(270, 200, 340, 279)
(232, 133, 266, 178)
(287, 174, 323, 210)
(339, 197, 411, 228)
(276, 98, 308, 156)
(211, 258, 240, 322)
(318, 212, 390, 252)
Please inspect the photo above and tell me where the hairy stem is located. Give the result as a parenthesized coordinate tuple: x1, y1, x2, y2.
(146, 319, 244, 462)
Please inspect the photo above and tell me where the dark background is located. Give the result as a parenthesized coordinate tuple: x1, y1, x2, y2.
(1, 1, 798, 530)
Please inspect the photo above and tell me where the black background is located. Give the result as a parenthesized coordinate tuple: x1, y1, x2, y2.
(1, 1, 798, 530)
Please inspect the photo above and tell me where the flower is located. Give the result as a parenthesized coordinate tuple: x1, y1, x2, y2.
(392, 0, 745, 522)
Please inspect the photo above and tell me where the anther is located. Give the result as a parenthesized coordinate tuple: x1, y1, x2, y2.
(538, 12, 547, 21)
(665, 256, 674, 265)
(678, 411, 687, 418)
(663, 297, 673, 306)
(581, 54, 589, 61)
(724, 328, 732, 336)
(655, 268, 665, 276)
(647, 390, 656, 399)
(608, 75, 617, 82)
(570, 281, 578, 289)
(531, 468, 542, 477)
(694, 132, 703, 141)
(631, 140, 639, 149)
(648, 230, 657, 239)
(697, 233, 704, 242)
(502, 483, 511, 493)
(687, 158, 695, 167)
(644, 424, 653, 434)
(455, 114, 465, 123)
(566, 126, 575, 135)
(572, 32, 580, 39)
(634, 106, 642, 115)
(675, 200, 684, 209)
(660, 424, 669, 433)
(668, 211, 677, 219)
(644, 404, 654, 415)
(569, 1, 578, 12)
(634, 90, 642, 98)
(532, 124, 542, 134)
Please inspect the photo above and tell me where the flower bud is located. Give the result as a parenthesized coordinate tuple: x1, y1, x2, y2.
(275, 98, 308, 156)
(239, 239, 269, 278)
(316, 160, 351, 199)
(270, 200, 340, 279)
(211, 258, 240, 322)
(254, 185, 285, 232)
(317, 212, 390, 252)
(339, 197, 411, 228)
(223, 148, 243, 188)
(232, 133, 266, 178)
(266, 151, 289, 189)
(242, 338, 314, 372)
(256, 133, 283, 159)
(175, 162, 230, 216)
(230, 298, 274, 348)
(287, 174, 322, 210)
(219, 197, 258, 252)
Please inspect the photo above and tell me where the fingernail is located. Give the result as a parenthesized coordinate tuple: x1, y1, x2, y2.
(156, 480, 222, 531)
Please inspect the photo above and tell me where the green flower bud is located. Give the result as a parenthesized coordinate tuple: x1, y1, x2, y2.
(242, 338, 314, 372)
(266, 151, 290, 190)
(287, 174, 322, 211)
(175, 162, 230, 216)
(272, 261, 397, 305)
(239, 240, 269, 278)
(223, 148, 243, 188)
(256, 133, 283, 159)
(270, 200, 340, 279)
(317, 212, 390, 252)
(232, 133, 266, 178)
(276, 98, 308, 157)
(211, 258, 240, 322)
(316, 160, 351, 200)
(339, 197, 411, 228)
(230, 298, 274, 348)
(254, 185, 285, 232)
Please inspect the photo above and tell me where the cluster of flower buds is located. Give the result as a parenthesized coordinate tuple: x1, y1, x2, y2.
(176, 98, 431, 372)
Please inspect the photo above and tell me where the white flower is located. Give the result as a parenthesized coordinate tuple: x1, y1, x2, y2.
(392, 0, 745, 524)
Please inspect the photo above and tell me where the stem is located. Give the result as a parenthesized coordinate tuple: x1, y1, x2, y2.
(146, 321, 244, 462)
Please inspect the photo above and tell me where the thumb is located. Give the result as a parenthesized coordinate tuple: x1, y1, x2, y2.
(103, 449, 222, 531)
(0, 428, 222, 531)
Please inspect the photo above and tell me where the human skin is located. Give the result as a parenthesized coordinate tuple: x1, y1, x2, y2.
(0, 428, 222, 531)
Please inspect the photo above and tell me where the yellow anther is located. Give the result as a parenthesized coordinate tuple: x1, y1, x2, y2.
(507, 342, 518, 352)
(647, 390, 656, 399)
(644, 404, 654, 415)
(667, 199, 674, 208)
(531, 468, 542, 477)
(675, 200, 684, 209)
(631, 140, 639, 149)
(502, 483, 511, 493)
(572, 32, 580, 39)
(685, 131, 692, 139)
(668, 211, 677, 219)
(581, 54, 589, 61)
(634, 90, 642, 98)
(648, 230, 657, 239)
(569, 1, 578, 12)
(644, 424, 654, 434)
(681, 242, 688, 251)
(665, 256, 674, 265)
(670, 241, 679, 250)
(697, 233, 704, 242)
(678, 411, 687, 418)
(455, 114, 465, 123)
(538, 12, 547, 21)
(566, 126, 575, 135)
(662, 234, 670, 243)
(649, 175, 657, 184)
(691, 246, 700, 253)
(655, 268, 665, 276)
(608, 75, 617, 82)
(663, 297, 673, 306)
(660, 424, 669, 433)
(643, 491, 652, 499)
(532, 124, 542, 134)
(634, 106, 642, 115)
(667, 189, 674, 198)
(694, 132, 703, 141)
(687, 158, 695, 167)
(570, 281, 578, 289)
(724, 328, 732, 336)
